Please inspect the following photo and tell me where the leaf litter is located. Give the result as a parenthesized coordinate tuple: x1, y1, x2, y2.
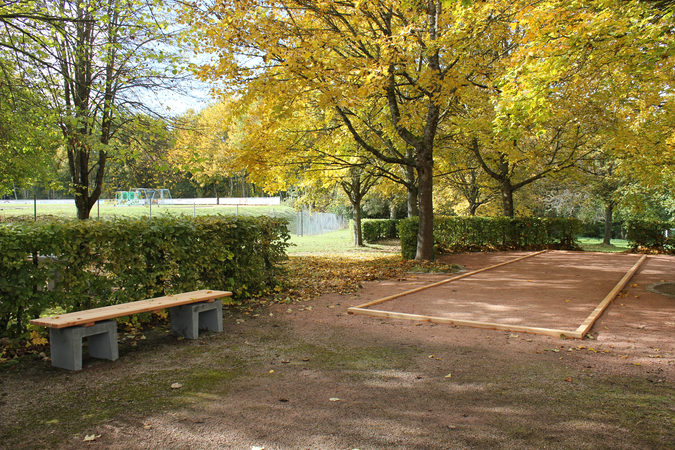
(279, 253, 462, 302)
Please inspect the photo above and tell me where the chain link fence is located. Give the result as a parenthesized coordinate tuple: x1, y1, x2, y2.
(292, 209, 347, 236)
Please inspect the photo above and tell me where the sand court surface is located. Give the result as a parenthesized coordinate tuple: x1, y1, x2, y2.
(350, 251, 649, 336)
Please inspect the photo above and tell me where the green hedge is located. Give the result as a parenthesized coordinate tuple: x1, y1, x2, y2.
(360, 219, 400, 243)
(625, 219, 674, 253)
(0, 215, 290, 337)
(398, 216, 581, 260)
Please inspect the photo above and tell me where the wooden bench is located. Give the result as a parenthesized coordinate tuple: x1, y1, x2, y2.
(30, 289, 232, 371)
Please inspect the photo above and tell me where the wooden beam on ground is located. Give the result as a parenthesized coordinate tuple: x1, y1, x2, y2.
(575, 254, 648, 338)
(348, 308, 582, 339)
(349, 250, 547, 311)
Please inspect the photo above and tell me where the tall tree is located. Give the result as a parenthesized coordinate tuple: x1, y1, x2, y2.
(469, 124, 595, 216)
(170, 103, 239, 203)
(1, 0, 185, 218)
(183, 0, 519, 259)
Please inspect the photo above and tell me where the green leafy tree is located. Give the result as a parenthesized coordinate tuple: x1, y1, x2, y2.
(0, 62, 61, 195)
(1, 0, 186, 218)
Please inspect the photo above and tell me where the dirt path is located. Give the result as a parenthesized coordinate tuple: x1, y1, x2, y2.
(1, 251, 673, 449)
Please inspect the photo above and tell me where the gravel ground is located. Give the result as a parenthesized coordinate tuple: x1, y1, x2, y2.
(1, 251, 674, 449)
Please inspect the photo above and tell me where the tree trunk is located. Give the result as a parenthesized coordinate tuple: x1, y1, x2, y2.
(501, 181, 514, 217)
(353, 200, 363, 246)
(603, 202, 614, 245)
(405, 164, 419, 218)
(415, 149, 434, 260)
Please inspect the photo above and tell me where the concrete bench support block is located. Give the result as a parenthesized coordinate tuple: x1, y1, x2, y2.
(170, 299, 223, 339)
(49, 320, 119, 371)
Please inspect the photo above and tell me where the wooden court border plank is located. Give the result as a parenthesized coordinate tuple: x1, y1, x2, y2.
(575, 254, 648, 337)
(348, 251, 648, 340)
(348, 307, 582, 338)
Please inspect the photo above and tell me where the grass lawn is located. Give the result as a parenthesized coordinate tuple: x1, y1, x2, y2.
(288, 227, 399, 254)
(577, 237, 630, 253)
(0, 201, 296, 222)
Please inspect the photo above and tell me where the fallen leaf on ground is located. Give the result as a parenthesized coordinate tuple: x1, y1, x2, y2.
(277, 253, 461, 302)
(329, 398, 340, 401)
(170, 383, 182, 389)
(445, 373, 452, 378)
(83, 434, 101, 442)
(564, 378, 573, 382)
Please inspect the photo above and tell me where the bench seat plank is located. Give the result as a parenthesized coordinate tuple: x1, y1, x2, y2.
(30, 289, 232, 329)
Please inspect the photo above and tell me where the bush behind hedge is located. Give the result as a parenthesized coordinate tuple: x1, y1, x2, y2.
(625, 219, 675, 253)
(0, 215, 289, 337)
(398, 216, 581, 260)
(359, 219, 400, 243)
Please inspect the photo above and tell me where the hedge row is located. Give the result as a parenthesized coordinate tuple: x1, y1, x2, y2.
(361, 219, 400, 243)
(399, 216, 581, 260)
(625, 219, 675, 253)
(0, 215, 290, 337)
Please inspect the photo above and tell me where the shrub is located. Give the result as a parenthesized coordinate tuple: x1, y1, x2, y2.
(398, 217, 420, 260)
(398, 216, 580, 260)
(625, 219, 674, 253)
(0, 215, 290, 337)
(360, 219, 399, 243)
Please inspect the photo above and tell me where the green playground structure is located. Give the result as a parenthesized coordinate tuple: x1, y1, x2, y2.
(115, 188, 172, 206)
